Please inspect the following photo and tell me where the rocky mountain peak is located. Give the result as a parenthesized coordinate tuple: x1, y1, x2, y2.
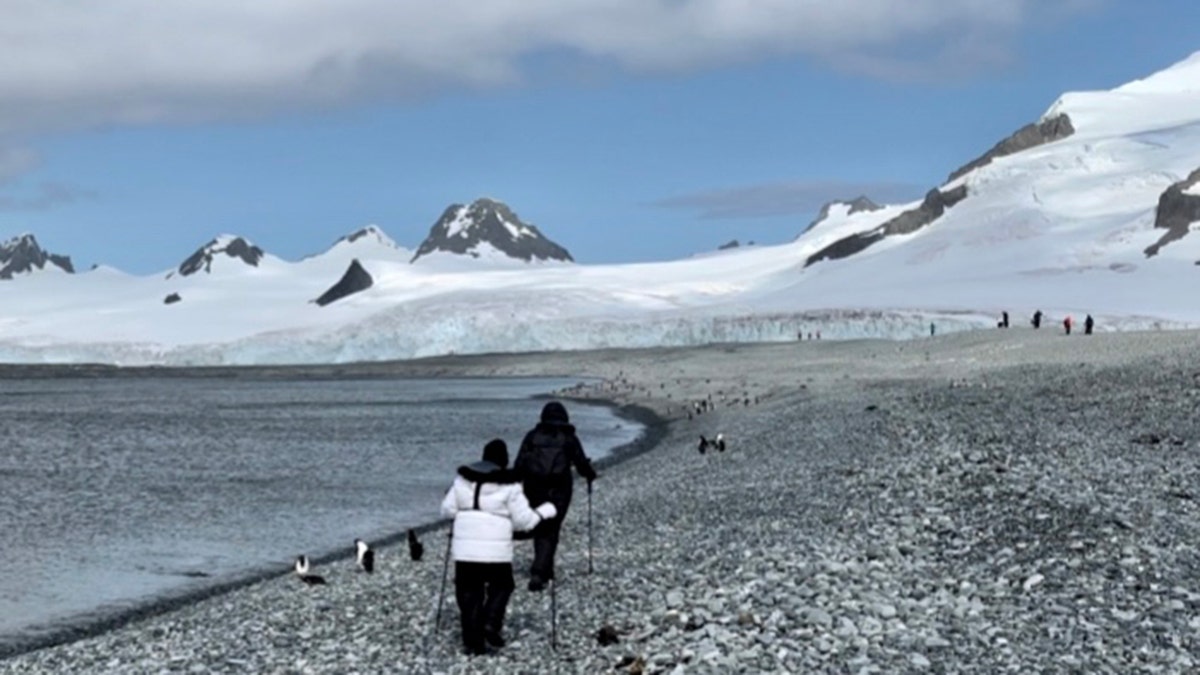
(410, 198, 573, 264)
(0, 233, 75, 280)
(334, 225, 400, 249)
(804, 196, 883, 234)
(173, 235, 264, 277)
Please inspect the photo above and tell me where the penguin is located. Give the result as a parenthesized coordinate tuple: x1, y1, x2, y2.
(596, 624, 620, 646)
(294, 555, 326, 586)
(715, 433, 726, 452)
(355, 539, 375, 574)
(407, 529, 425, 562)
(698, 435, 709, 454)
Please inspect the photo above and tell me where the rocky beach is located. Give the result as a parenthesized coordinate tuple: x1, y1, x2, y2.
(3, 327, 1200, 673)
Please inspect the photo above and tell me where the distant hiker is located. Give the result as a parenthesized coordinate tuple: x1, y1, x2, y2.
(1032, 310, 1043, 329)
(514, 401, 597, 592)
(1000, 311, 1009, 328)
(1085, 314, 1095, 335)
(1064, 315, 1073, 335)
(440, 439, 556, 656)
(929, 322, 936, 337)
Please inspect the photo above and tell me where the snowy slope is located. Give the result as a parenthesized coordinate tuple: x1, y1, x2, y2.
(1, 53, 1199, 365)
(784, 51, 1200, 328)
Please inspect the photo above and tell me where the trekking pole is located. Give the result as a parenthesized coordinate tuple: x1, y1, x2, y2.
(550, 578, 558, 651)
(587, 481, 594, 575)
(434, 528, 453, 632)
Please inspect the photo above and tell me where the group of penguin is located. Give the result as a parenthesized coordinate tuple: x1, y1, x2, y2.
(293, 528, 426, 586)
(697, 433, 726, 454)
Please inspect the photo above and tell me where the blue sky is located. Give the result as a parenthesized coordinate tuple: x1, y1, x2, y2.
(0, 0, 1197, 274)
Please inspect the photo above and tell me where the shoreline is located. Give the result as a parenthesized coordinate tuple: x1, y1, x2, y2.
(0, 382, 665, 663)
(4, 329, 1200, 672)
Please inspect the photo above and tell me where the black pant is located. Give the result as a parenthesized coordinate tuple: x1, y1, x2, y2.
(530, 502, 569, 582)
(454, 561, 514, 650)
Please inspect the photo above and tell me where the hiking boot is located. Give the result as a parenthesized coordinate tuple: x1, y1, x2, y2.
(528, 576, 546, 592)
(483, 629, 506, 648)
(464, 643, 487, 657)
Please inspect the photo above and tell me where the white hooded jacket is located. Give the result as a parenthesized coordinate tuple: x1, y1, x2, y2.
(440, 460, 557, 563)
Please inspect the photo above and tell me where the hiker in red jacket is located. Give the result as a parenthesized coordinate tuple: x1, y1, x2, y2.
(1063, 315, 1073, 335)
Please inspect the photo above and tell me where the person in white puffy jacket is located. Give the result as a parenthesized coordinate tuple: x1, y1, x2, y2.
(440, 438, 557, 655)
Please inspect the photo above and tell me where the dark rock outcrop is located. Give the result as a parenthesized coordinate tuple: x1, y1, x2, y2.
(176, 237, 264, 277)
(718, 240, 740, 250)
(805, 186, 968, 267)
(804, 196, 882, 234)
(164, 293, 181, 305)
(410, 198, 573, 264)
(314, 259, 373, 306)
(1144, 168, 1200, 257)
(0, 233, 74, 279)
(948, 114, 1075, 182)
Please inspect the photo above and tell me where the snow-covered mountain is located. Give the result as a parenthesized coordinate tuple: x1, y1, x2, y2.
(319, 225, 412, 263)
(410, 198, 574, 264)
(785, 49, 1200, 323)
(1, 52, 1199, 365)
(803, 197, 882, 234)
(169, 235, 270, 278)
(0, 233, 74, 279)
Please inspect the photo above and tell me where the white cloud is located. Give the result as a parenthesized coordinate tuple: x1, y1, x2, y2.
(0, 181, 97, 212)
(0, 0, 1096, 138)
(0, 147, 40, 183)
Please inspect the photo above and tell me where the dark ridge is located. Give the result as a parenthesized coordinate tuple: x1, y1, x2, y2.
(948, 113, 1075, 182)
(1144, 167, 1200, 258)
(164, 293, 181, 305)
(718, 240, 740, 250)
(803, 196, 882, 235)
(342, 228, 374, 244)
(177, 237, 264, 277)
(314, 259, 374, 306)
(805, 185, 968, 267)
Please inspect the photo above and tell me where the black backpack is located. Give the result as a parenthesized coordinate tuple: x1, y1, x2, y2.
(516, 431, 570, 479)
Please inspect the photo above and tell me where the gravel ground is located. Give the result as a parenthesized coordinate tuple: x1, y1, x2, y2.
(3, 328, 1200, 673)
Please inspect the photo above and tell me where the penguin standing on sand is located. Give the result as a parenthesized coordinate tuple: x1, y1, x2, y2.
(407, 529, 424, 562)
(294, 555, 326, 586)
(698, 435, 709, 454)
(355, 539, 375, 573)
(714, 433, 726, 452)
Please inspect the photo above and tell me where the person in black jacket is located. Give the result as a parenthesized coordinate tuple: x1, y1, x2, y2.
(514, 401, 597, 591)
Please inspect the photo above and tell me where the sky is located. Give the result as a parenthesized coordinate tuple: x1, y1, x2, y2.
(0, 0, 1197, 274)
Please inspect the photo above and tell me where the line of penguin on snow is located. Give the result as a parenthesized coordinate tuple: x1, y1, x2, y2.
(293, 528, 426, 586)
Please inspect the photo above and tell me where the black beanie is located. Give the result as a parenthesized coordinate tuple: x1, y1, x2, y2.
(541, 401, 569, 424)
(482, 439, 509, 468)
